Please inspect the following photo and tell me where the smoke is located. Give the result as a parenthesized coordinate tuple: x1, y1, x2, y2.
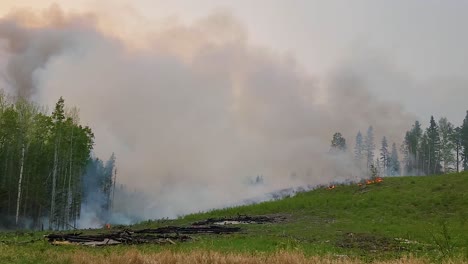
(0, 5, 414, 223)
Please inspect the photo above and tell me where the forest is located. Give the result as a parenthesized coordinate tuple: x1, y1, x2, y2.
(2, 86, 467, 231)
(331, 111, 468, 177)
(0, 91, 116, 230)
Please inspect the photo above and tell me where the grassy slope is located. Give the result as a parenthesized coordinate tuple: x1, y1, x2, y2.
(1, 172, 467, 263)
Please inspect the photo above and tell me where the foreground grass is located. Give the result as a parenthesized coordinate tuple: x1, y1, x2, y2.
(1, 246, 467, 264)
(1, 172, 467, 263)
(43, 250, 468, 264)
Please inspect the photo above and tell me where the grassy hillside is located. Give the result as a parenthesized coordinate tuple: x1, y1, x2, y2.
(1, 172, 467, 263)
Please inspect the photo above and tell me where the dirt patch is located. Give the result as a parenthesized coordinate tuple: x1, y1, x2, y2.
(192, 214, 288, 226)
(336, 232, 406, 252)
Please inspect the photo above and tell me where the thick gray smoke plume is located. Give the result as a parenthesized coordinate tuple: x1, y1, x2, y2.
(0, 6, 413, 222)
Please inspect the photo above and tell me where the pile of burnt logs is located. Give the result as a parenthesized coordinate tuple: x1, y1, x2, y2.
(192, 214, 285, 225)
(134, 225, 241, 234)
(45, 225, 241, 247)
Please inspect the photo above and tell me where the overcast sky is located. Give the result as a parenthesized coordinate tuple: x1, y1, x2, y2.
(1, 0, 467, 124)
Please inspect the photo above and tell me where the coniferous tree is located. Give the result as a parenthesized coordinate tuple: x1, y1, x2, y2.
(354, 131, 365, 173)
(380, 136, 389, 176)
(419, 132, 429, 175)
(364, 126, 375, 173)
(375, 157, 382, 176)
(103, 153, 116, 213)
(461, 111, 468, 171)
(400, 134, 410, 174)
(50, 97, 65, 229)
(402, 121, 422, 175)
(438, 117, 455, 173)
(426, 116, 441, 174)
(0, 92, 96, 229)
(330, 132, 347, 152)
(354, 132, 364, 160)
(389, 143, 400, 176)
(452, 127, 462, 172)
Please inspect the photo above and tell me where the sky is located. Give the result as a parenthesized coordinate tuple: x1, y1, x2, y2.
(12, 1, 468, 122)
(1, 1, 467, 124)
(0, 0, 467, 220)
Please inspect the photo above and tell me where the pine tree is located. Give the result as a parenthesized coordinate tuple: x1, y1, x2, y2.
(419, 132, 429, 175)
(103, 153, 116, 214)
(438, 117, 455, 173)
(380, 136, 389, 176)
(364, 126, 375, 173)
(330, 132, 347, 152)
(389, 143, 400, 176)
(452, 127, 462, 172)
(400, 133, 410, 174)
(375, 157, 382, 176)
(354, 131, 364, 169)
(354, 131, 363, 158)
(461, 111, 468, 171)
(426, 116, 441, 174)
(403, 121, 422, 175)
(50, 97, 65, 229)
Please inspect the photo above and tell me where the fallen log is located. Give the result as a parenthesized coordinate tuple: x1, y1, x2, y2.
(45, 225, 239, 246)
(192, 214, 285, 226)
(134, 225, 241, 234)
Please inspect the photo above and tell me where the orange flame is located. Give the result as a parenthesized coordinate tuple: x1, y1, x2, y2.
(360, 177, 383, 186)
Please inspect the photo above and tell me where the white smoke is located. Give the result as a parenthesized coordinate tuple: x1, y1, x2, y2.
(0, 5, 414, 223)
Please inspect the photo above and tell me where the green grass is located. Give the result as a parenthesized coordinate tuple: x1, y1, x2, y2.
(1, 172, 468, 263)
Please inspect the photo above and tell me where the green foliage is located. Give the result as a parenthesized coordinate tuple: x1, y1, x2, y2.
(388, 143, 400, 176)
(429, 220, 455, 259)
(2, 172, 468, 263)
(402, 112, 468, 176)
(330, 132, 347, 152)
(364, 126, 375, 171)
(438, 117, 456, 173)
(380, 136, 389, 175)
(402, 121, 422, 174)
(461, 111, 468, 170)
(0, 92, 95, 229)
(425, 116, 441, 175)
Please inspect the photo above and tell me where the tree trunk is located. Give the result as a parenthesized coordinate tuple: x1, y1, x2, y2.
(65, 127, 74, 228)
(111, 168, 117, 212)
(15, 144, 26, 226)
(49, 137, 59, 230)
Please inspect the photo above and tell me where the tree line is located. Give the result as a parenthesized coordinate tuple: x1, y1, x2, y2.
(401, 114, 468, 175)
(0, 91, 116, 230)
(330, 110, 468, 177)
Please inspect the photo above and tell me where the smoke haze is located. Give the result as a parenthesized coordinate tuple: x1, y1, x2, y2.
(0, 5, 414, 221)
